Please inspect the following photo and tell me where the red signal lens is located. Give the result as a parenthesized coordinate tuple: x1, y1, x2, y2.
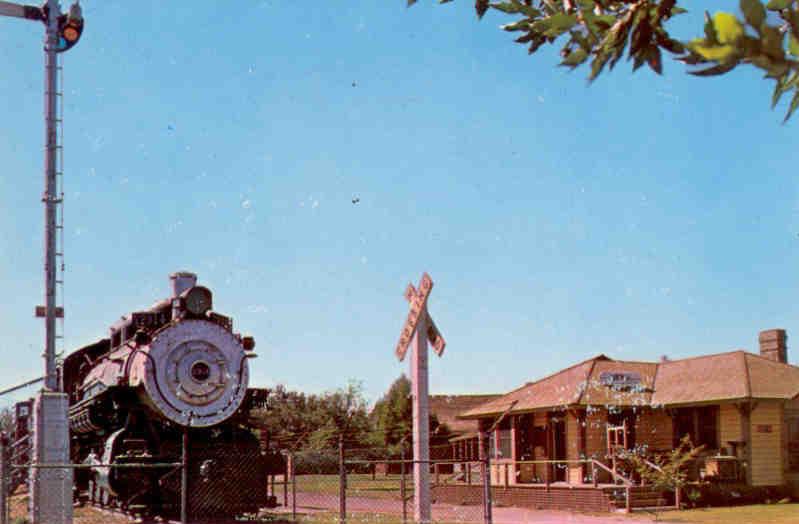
(63, 25, 79, 42)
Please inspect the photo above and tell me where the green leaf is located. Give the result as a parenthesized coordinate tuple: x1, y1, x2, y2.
(541, 12, 577, 37)
(789, 34, 799, 57)
(647, 46, 663, 75)
(589, 52, 611, 82)
(704, 12, 719, 44)
(740, 0, 766, 28)
(784, 89, 799, 122)
(761, 25, 786, 59)
(560, 48, 588, 67)
(771, 74, 796, 108)
(772, 76, 785, 109)
(502, 20, 532, 32)
(490, 1, 540, 17)
(655, 31, 686, 54)
(476, 0, 490, 18)
(714, 12, 744, 44)
(689, 61, 738, 76)
(689, 40, 736, 61)
(766, 0, 792, 10)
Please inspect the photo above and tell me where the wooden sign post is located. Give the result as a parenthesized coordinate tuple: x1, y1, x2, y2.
(395, 273, 446, 524)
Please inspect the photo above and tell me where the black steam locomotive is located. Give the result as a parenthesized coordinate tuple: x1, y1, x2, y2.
(58, 271, 282, 519)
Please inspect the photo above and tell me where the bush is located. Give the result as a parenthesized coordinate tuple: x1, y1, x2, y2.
(293, 450, 339, 475)
(696, 483, 793, 507)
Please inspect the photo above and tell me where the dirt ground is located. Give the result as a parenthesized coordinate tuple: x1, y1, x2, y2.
(10, 494, 130, 524)
(11, 490, 655, 524)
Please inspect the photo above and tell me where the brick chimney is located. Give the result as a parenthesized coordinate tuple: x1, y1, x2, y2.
(758, 329, 787, 363)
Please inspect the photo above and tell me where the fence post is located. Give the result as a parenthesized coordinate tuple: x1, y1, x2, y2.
(591, 461, 597, 488)
(625, 485, 631, 513)
(181, 428, 188, 524)
(290, 452, 297, 522)
(283, 455, 289, 509)
(479, 431, 492, 524)
(1, 433, 7, 524)
(400, 445, 407, 524)
(338, 434, 346, 524)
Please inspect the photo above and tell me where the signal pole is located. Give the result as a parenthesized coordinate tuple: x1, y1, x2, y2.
(394, 273, 446, 524)
(43, 0, 60, 392)
(0, 2, 84, 523)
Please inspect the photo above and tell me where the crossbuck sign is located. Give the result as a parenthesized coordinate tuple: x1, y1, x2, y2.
(394, 272, 445, 524)
(395, 273, 445, 361)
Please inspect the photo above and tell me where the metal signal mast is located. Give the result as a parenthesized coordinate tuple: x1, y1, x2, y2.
(0, 1, 84, 522)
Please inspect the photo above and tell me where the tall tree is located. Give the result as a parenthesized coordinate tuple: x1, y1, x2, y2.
(408, 1, 799, 121)
(370, 375, 450, 455)
(370, 374, 413, 452)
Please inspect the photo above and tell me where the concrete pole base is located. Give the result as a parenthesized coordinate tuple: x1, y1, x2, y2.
(29, 391, 73, 524)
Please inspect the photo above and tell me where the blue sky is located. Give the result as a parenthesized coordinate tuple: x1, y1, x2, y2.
(1, 1, 797, 408)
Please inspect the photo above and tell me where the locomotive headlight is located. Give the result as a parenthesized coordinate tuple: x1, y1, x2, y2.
(190, 361, 211, 382)
(183, 286, 213, 316)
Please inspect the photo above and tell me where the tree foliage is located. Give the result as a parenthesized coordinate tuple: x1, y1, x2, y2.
(253, 381, 371, 451)
(622, 435, 705, 515)
(0, 408, 12, 435)
(369, 374, 450, 456)
(407, 1, 799, 121)
(369, 374, 413, 453)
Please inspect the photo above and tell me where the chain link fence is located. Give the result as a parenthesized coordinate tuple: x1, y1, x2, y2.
(0, 432, 289, 524)
(280, 441, 491, 524)
(2, 427, 497, 524)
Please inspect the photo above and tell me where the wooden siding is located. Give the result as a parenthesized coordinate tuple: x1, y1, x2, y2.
(719, 403, 742, 454)
(787, 473, 799, 497)
(750, 401, 784, 486)
(532, 412, 547, 461)
(785, 398, 799, 495)
(567, 411, 582, 484)
(585, 408, 606, 459)
(636, 409, 673, 451)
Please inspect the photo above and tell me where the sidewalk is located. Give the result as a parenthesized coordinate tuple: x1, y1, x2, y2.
(283, 491, 655, 523)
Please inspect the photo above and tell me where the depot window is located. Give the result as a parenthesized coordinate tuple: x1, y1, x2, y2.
(673, 405, 719, 450)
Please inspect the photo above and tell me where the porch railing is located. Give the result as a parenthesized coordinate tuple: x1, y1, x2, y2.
(440, 459, 635, 512)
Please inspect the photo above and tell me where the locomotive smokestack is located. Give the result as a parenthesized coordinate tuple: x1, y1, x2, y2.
(170, 271, 197, 297)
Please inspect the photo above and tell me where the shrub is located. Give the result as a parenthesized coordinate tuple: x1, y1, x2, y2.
(293, 450, 339, 475)
(697, 484, 792, 507)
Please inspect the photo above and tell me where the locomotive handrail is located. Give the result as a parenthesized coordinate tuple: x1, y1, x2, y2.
(11, 434, 29, 449)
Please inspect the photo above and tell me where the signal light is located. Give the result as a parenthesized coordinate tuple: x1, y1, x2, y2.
(242, 336, 256, 351)
(55, 3, 83, 53)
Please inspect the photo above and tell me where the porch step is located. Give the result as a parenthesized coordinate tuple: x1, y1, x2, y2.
(603, 486, 670, 510)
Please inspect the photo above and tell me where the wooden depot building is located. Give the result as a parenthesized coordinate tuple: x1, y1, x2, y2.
(436, 329, 799, 511)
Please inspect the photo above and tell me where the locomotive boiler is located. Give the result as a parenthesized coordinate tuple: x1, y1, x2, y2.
(60, 271, 281, 519)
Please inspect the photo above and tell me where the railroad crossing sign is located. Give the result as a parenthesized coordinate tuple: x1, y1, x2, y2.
(395, 273, 445, 361)
(393, 272, 445, 524)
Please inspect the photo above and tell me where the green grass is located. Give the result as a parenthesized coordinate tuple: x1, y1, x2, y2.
(661, 503, 799, 523)
(281, 474, 410, 500)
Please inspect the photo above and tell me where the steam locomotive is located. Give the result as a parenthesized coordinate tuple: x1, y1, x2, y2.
(57, 271, 282, 519)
